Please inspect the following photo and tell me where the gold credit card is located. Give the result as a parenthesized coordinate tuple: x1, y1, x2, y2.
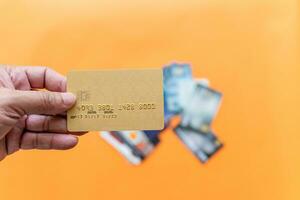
(67, 69, 164, 131)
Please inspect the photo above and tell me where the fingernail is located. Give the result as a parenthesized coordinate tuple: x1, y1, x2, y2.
(63, 135, 78, 149)
(61, 93, 76, 107)
(55, 135, 78, 150)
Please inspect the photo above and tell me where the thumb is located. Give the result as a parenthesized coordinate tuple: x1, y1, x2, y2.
(0, 88, 76, 116)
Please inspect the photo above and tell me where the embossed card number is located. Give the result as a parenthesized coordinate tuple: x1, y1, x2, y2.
(77, 103, 156, 112)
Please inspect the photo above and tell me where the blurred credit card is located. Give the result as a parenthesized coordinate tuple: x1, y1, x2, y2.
(180, 84, 222, 131)
(174, 125, 223, 163)
(67, 69, 164, 131)
(100, 130, 160, 165)
(163, 63, 193, 114)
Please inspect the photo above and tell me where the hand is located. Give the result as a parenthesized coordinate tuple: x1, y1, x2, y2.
(0, 66, 84, 161)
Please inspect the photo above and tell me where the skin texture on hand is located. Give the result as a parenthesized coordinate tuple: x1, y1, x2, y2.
(0, 66, 85, 161)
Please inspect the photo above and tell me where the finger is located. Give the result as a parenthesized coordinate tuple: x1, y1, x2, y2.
(0, 137, 7, 161)
(26, 115, 86, 135)
(21, 132, 78, 150)
(3, 89, 76, 115)
(26, 115, 67, 133)
(3, 66, 31, 90)
(19, 66, 67, 92)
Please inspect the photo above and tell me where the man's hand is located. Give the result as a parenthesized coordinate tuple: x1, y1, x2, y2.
(0, 66, 84, 161)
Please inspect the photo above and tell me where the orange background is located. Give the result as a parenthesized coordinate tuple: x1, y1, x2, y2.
(0, 1, 299, 200)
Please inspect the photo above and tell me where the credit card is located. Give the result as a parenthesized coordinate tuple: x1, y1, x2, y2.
(163, 63, 193, 114)
(100, 130, 160, 165)
(100, 131, 143, 165)
(180, 84, 222, 131)
(174, 125, 223, 163)
(67, 69, 164, 131)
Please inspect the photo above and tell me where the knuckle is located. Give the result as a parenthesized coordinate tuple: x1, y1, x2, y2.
(42, 116, 51, 132)
(34, 134, 38, 149)
(0, 90, 23, 125)
(36, 134, 52, 149)
(58, 78, 66, 92)
(41, 92, 57, 110)
(49, 134, 54, 149)
(39, 92, 66, 114)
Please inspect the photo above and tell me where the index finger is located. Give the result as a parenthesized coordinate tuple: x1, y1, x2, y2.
(20, 66, 67, 92)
